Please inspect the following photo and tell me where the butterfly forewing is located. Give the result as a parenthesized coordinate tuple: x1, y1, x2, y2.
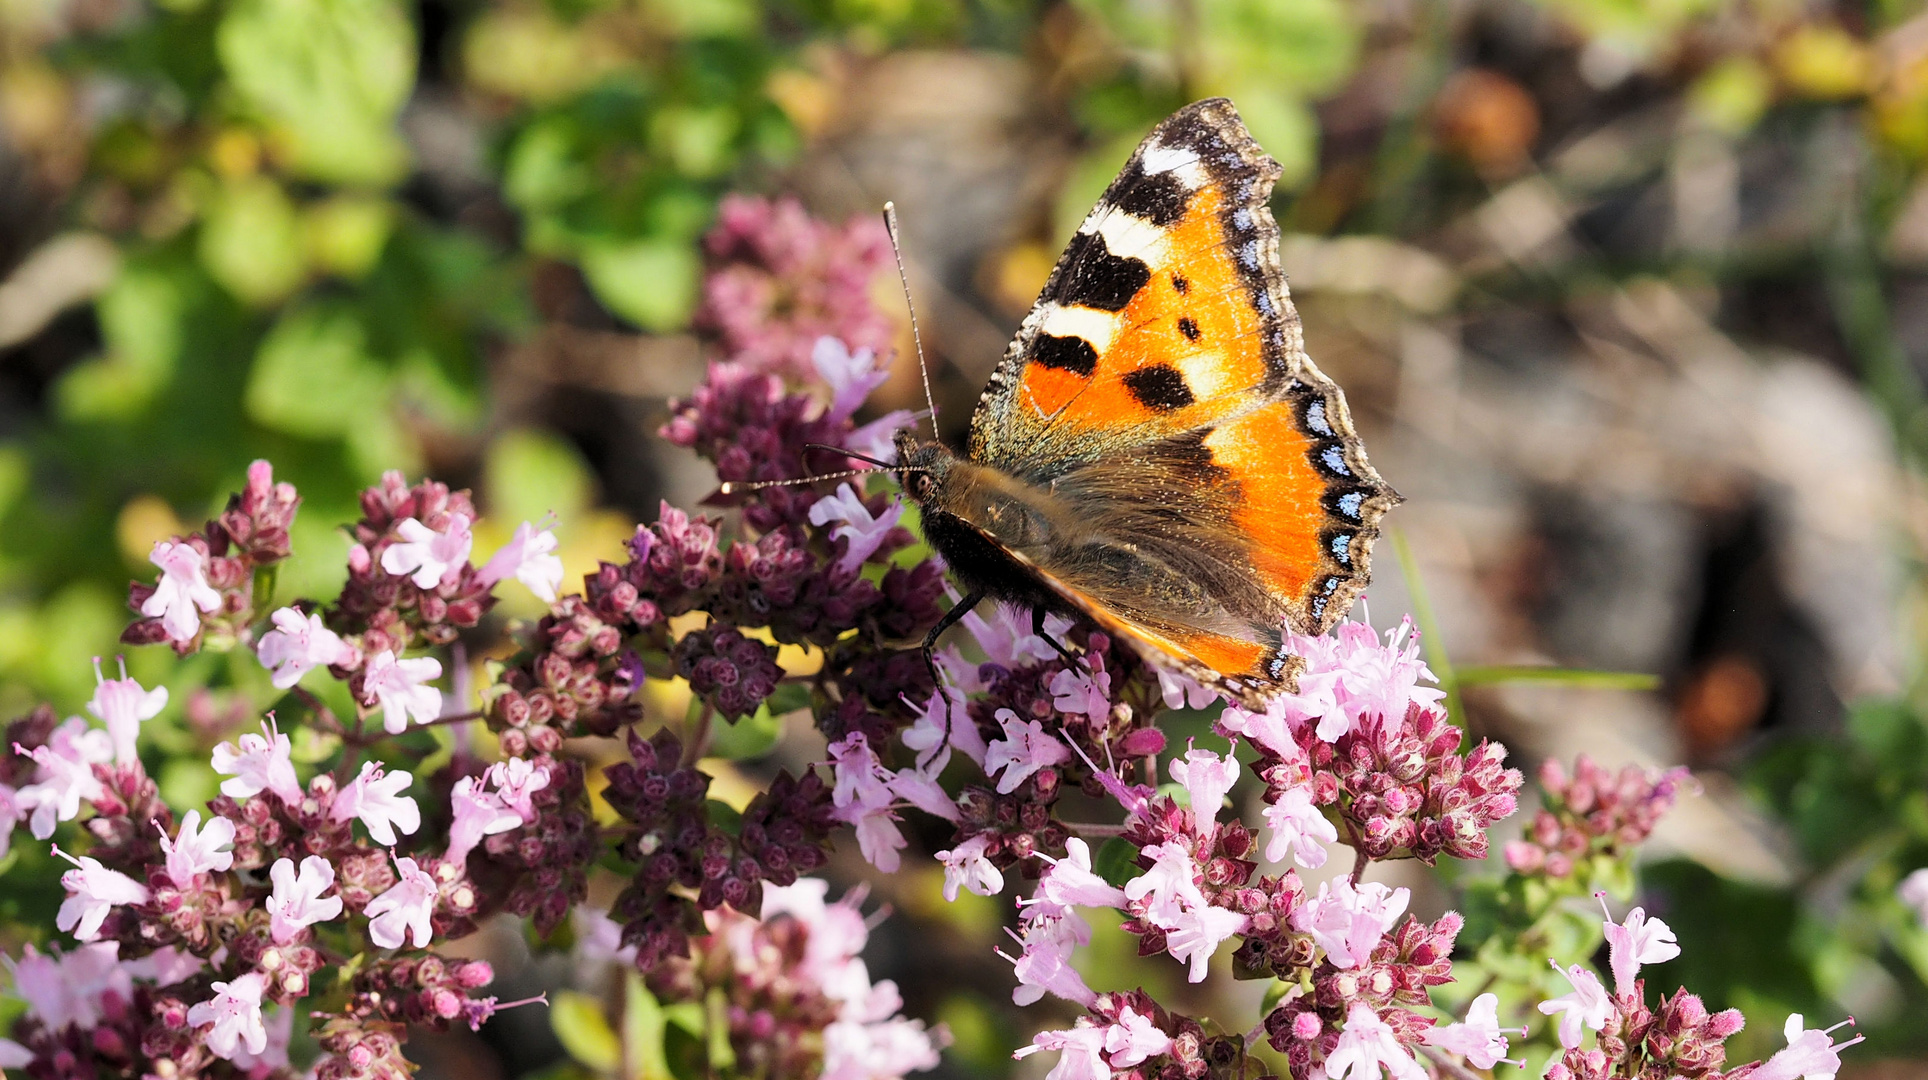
(961, 98, 1399, 693)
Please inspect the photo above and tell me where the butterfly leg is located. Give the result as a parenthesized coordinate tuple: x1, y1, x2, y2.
(1032, 606, 1090, 674)
(921, 589, 985, 691)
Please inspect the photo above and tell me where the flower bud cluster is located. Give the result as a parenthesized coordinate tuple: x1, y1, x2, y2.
(586, 505, 722, 632)
(663, 360, 857, 530)
(675, 623, 782, 720)
(332, 471, 496, 651)
(1504, 755, 1693, 878)
(338, 954, 496, 1030)
(694, 194, 895, 385)
(484, 595, 643, 748)
(311, 1015, 409, 1080)
(1260, 702, 1522, 864)
(1263, 909, 1463, 1063)
(477, 756, 600, 935)
(121, 460, 301, 653)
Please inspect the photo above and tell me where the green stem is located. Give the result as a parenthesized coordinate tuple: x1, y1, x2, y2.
(1389, 527, 1463, 725)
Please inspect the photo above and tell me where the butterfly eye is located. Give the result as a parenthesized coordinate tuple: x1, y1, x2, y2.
(907, 473, 935, 501)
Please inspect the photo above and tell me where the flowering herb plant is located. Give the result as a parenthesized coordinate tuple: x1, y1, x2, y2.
(0, 197, 1878, 1080)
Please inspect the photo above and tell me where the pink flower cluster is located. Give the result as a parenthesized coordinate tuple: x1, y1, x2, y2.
(1504, 756, 1693, 879)
(643, 880, 945, 1080)
(694, 194, 896, 384)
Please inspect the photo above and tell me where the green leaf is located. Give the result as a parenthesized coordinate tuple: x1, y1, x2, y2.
(245, 303, 391, 437)
(551, 990, 621, 1073)
(623, 972, 673, 1080)
(304, 195, 395, 279)
(580, 239, 699, 332)
(703, 987, 735, 1071)
(218, 0, 416, 184)
(487, 428, 596, 524)
(709, 701, 782, 760)
(1092, 836, 1140, 889)
(764, 681, 811, 716)
(705, 798, 743, 830)
(54, 258, 180, 421)
(198, 177, 306, 306)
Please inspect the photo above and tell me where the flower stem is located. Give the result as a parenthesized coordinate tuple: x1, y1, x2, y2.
(1064, 821, 1131, 838)
(1418, 1044, 1486, 1080)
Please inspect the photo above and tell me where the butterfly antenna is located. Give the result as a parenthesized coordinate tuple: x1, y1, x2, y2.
(883, 202, 940, 439)
(718, 468, 887, 495)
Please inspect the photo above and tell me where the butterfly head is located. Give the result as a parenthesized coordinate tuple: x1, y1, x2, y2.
(891, 428, 955, 506)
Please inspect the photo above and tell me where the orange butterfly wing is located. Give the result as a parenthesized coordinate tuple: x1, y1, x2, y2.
(965, 98, 1399, 700)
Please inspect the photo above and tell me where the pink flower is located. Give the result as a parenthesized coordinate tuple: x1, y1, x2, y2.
(1538, 961, 1612, 1049)
(1167, 742, 1239, 821)
(365, 854, 437, 948)
(1325, 1003, 1427, 1080)
(331, 762, 421, 846)
(1165, 901, 1248, 982)
(121, 944, 205, 985)
(1103, 1006, 1173, 1068)
(16, 717, 113, 838)
(486, 757, 551, 822)
(1598, 892, 1680, 997)
(362, 649, 443, 734)
(1424, 993, 1519, 1069)
(1263, 784, 1337, 869)
(1899, 868, 1928, 928)
(963, 602, 1069, 670)
(846, 410, 916, 464)
(1028, 837, 1127, 911)
(1291, 877, 1410, 970)
(85, 657, 167, 764)
(827, 733, 909, 872)
(1753, 1015, 1864, 1080)
(808, 483, 904, 574)
(478, 521, 564, 603)
(142, 540, 221, 642)
(380, 514, 474, 588)
(1048, 657, 1111, 719)
(985, 709, 1072, 794)
(0, 784, 19, 859)
(811, 335, 891, 420)
(886, 758, 957, 821)
(53, 844, 150, 941)
(848, 805, 908, 873)
(935, 834, 1003, 901)
(230, 1005, 294, 1075)
(0, 1038, 30, 1067)
(821, 1015, 944, 1080)
(1216, 694, 1308, 763)
(266, 855, 344, 943)
(446, 776, 523, 865)
(210, 717, 301, 803)
(187, 972, 268, 1060)
(158, 809, 235, 888)
(1157, 669, 1218, 711)
(1001, 912, 1096, 1007)
(1013, 1023, 1111, 1080)
(901, 687, 987, 768)
(1124, 842, 1208, 927)
(254, 607, 349, 689)
(1272, 618, 1444, 742)
(2, 941, 130, 1031)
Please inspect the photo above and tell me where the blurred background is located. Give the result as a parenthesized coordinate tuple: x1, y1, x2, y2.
(5, 0, 1928, 1074)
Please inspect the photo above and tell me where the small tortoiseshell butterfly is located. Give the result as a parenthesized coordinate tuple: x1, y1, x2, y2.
(894, 98, 1400, 709)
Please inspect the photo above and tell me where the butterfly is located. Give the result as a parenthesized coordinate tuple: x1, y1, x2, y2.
(892, 98, 1401, 710)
